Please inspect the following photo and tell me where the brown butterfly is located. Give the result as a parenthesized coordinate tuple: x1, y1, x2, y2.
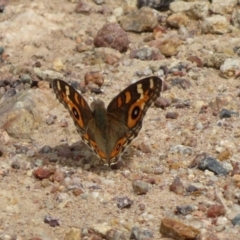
(52, 76, 163, 165)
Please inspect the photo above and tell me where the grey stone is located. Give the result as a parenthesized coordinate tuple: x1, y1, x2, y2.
(198, 156, 229, 175)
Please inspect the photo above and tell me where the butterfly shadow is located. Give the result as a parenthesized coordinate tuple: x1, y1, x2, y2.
(38, 140, 133, 173)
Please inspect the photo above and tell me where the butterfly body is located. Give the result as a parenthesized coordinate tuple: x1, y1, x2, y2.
(53, 76, 163, 165)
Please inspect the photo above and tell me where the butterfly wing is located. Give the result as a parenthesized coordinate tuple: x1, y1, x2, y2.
(52, 79, 93, 136)
(106, 76, 163, 162)
(52, 77, 163, 165)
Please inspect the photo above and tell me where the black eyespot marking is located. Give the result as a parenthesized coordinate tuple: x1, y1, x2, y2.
(131, 106, 140, 119)
(72, 107, 79, 119)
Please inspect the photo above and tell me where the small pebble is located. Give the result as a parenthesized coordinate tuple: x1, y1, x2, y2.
(40, 145, 52, 153)
(26, 149, 35, 157)
(171, 78, 191, 89)
(20, 74, 32, 84)
(231, 214, 240, 226)
(186, 185, 200, 194)
(219, 109, 239, 119)
(33, 167, 51, 180)
(106, 229, 128, 239)
(59, 119, 68, 127)
(116, 196, 133, 209)
(85, 71, 104, 87)
(169, 177, 185, 195)
(136, 142, 151, 153)
(198, 156, 229, 175)
(138, 203, 145, 211)
(44, 215, 60, 227)
(154, 97, 171, 109)
(207, 204, 226, 218)
(11, 160, 21, 170)
(132, 180, 151, 195)
(45, 114, 56, 125)
(175, 205, 195, 215)
(130, 226, 154, 240)
(0, 46, 4, 55)
(53, 169, 65, 182)
(75, 1, 91, 14)
(166, 112, 179, 119)
(5, 88, 16, 97)
(170, 145, 193, 155)
(93, 0, 105, 5)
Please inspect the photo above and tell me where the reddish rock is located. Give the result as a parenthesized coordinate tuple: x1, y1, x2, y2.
(72, 188, 84, 196)
(94, 23, 129, 53)
(169, 176, 185, 195)
(85, 71, 104, 87)
(34, 167, 51, 180)
(207, 204, 226, 218)
(187, 55, 203, 67)
(160, 218, 200, 240)
(53, 169, 65, 183)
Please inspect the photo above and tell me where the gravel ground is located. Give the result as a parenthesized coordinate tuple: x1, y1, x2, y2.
(1, 0, 240, 239)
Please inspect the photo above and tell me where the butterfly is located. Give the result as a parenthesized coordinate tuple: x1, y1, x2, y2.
(52, 76, 163, 165)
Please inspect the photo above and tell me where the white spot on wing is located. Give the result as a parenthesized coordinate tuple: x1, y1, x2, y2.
(57, 81, 61, 90)
(149, 78, 154, 88)
(137, 84, 144, 99)
(65, 86, 70, 97)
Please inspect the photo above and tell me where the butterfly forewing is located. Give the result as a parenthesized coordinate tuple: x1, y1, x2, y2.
(107, 76, 162, 129)
(52, 79, 92, 135)
(106, 76, 163, 164)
